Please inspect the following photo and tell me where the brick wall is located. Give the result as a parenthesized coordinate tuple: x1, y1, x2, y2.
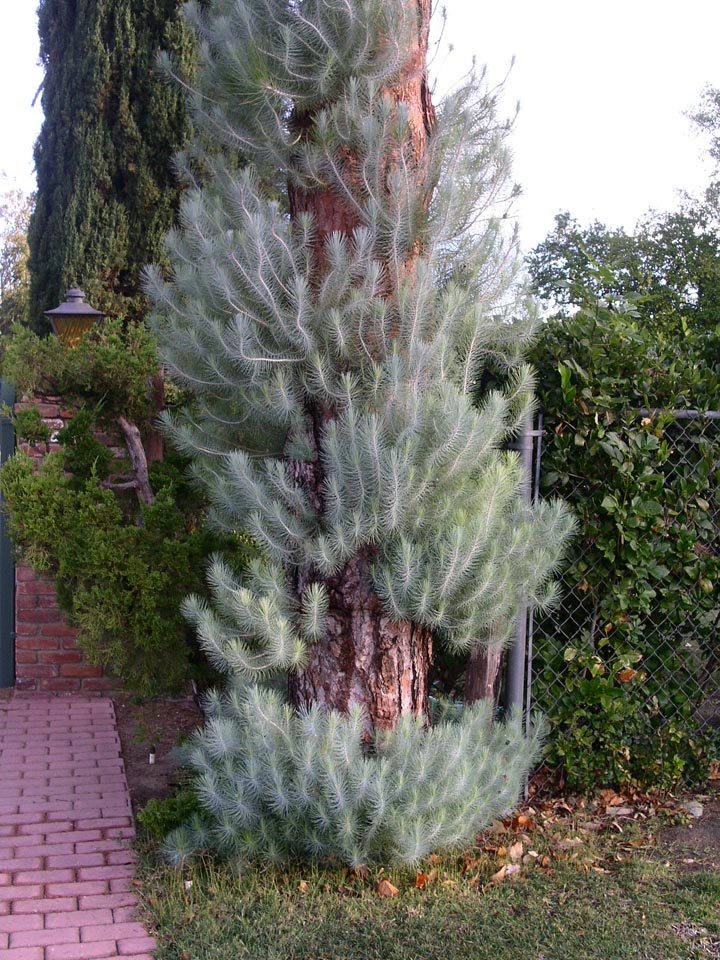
(12, 395, 116, 694)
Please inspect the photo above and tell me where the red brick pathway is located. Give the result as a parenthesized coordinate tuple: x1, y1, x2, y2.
(0, 697, 156, 959)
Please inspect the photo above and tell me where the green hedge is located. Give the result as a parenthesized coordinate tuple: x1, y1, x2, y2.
(531, 299, 720, 790)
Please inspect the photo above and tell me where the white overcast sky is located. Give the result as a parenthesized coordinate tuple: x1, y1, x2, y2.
(1, 0, 719, 251)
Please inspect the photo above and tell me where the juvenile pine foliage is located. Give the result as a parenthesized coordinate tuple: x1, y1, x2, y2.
(168, 684, 543, 867)
(148, 0, 573, 865)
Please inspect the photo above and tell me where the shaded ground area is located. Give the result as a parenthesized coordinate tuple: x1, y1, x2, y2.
(657, 797, 720, 872)
(112, 695, 202, 814)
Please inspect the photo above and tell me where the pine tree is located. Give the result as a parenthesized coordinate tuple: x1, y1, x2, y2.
(147, 0, 573, 866)
(27, 0, 196, 331)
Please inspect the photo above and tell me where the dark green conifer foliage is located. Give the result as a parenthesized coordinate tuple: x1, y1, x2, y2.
(27, 0, 196, 331)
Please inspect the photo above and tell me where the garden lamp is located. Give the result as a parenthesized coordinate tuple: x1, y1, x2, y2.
(44, 288, 104, 347)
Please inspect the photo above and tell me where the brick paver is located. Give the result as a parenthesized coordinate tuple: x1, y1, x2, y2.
(0, 697, 156, 959)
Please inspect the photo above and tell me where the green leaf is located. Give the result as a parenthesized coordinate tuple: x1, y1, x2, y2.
(558, 364, 576, 403)
(636, 500, 663, 517)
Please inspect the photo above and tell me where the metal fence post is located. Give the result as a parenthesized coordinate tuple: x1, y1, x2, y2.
(0, 378, 15, 688)
(504, 414, 535, 714)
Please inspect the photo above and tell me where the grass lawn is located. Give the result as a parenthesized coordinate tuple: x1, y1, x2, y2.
(137, 801, 720, 960)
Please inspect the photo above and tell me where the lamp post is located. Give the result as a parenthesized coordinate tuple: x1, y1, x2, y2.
(44, 288, 104, 347)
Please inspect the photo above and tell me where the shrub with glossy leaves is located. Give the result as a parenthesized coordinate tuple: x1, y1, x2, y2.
(530, 297, 719, 790)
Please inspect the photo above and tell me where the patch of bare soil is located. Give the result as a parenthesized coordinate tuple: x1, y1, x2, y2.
(656, 796, 720, 872)
(112, 694, 203, 814)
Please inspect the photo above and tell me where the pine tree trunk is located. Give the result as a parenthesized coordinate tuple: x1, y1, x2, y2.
(288, 0, 435, 253)
(287, 0, 435, 732)
(289, 552, 432, 732)
(464, 645, 503, 706)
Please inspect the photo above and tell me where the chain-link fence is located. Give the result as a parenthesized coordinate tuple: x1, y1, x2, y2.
(515, 411, 720, 788)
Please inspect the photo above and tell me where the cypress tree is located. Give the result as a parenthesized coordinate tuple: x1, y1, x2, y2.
(147, 0, 574, 866)
(27, 0, 196, 331)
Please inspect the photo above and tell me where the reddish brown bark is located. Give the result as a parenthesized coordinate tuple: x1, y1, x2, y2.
(287, 417, 433, 730)
(286, 0, 436, 732)
(288, 0, 435, 276)
(289, 553, 433, 733)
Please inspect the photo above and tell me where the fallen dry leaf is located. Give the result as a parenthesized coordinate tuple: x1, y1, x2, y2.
(414, 872, 430, 889)
(376, 879, 399, 898)
(298, 880, 309, 894)
(622, 838, 651, 851)
(509, 841, 523, 862)
(489, 862, 522, 884)
(609, 793, 629, 807)
(507, 813, 536, 831)
(556, 837, 584, 851)
(578, 820, 603, 832)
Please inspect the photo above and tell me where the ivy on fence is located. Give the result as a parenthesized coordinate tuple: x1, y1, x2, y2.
(531, 299, 720, 791)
